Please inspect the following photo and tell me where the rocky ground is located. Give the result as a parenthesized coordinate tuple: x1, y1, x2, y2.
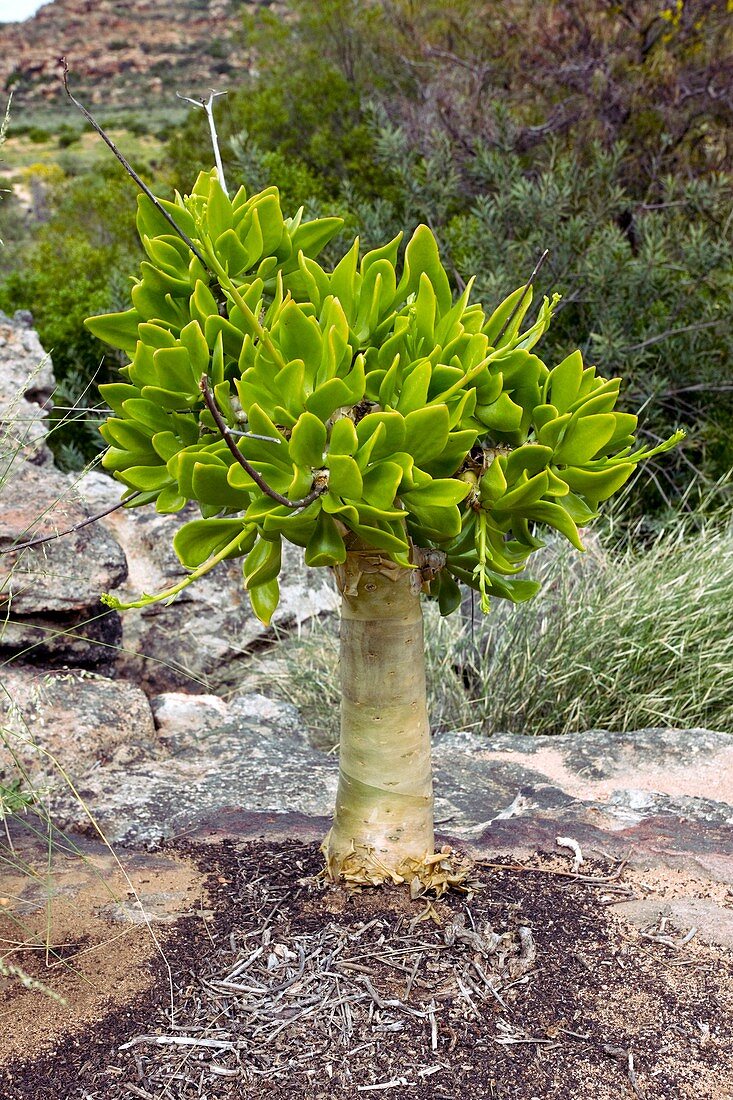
(0, 0, 281, 109)
(1, 313, 732, 1097)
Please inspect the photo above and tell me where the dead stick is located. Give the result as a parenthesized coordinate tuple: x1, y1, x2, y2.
(61, 59, 209, 272)
(0, 493, 142, 554)
(494, 249, 550, 344)
(200, 375, 325, 510)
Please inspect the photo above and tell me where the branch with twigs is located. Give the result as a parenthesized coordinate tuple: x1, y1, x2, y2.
(199, 376, 326, 510)
(177, 90, 228, 195)
(60, 58, 209, 272)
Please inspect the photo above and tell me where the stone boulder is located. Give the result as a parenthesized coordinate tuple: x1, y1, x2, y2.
(0, 665, 159, 787)
(0, 464, 127, 666)
(151, 690, 307, 752)
(56, 688, 330, 844)
(0, 310, 55, 470)
(77, 471, 340, 694)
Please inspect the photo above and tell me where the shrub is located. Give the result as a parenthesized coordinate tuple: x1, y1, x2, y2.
(265, 519, 733, 743)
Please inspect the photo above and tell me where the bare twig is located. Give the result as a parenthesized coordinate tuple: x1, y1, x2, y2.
(622, 318, 725, 353)
(120, 1034, 239, 1052)
(227, 428, 282, 443)
(178, 91, 228, 196)
(0, 492, 142, 554)
(356, 1081, 411, 1093)
(604, 1045, 645, 1099)
(199, 375, 326, 510)
(494, 249, 550, 344)
(61, 59, 209, 272)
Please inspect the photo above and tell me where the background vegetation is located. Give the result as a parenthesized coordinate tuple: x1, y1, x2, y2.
(262, 515, 733, 746)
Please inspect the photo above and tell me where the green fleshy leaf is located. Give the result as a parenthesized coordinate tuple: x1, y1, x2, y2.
(290, 411, 327, 468)
(191, 461, 251, 508)
(249, 577, 280, 625)
(437, 572, 462, 616)
(482, 286, 533, 347)
(559, 462, 636, 503)
(403, 405, 451, 465)
(401, 478, 470, 509)
(329, 417, 359, 456)
(327, 454, 364, 499)
(504, 444, 554, 481)
(116, 465, 172, 492)
(243, 535, 282, 588)
(276, 300, 323, 367)
(361, 461, 403, 509)
(86, 309, 140, 354)
(520, 500, 585, 551)
(121, 399, 173, 435)
(554, 413, 618, 465)
(398, 225, 452, 313)
(476, 392, 523, 433)
(174, 518, 252, 569)
(356, 411, 405, 460)
(304, 511, 347, 567)
(546, 350, 584, 413)
(99, 383, 142, 414)
(493, 471, 550, 512)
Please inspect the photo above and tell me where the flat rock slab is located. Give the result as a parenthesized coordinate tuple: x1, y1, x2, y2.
(0, 666, 158, 782)
(432, 727, 733, 883)
(55, 710, 732, 901)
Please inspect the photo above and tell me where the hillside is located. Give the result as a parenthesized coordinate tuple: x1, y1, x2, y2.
(0, 0, 278, 110)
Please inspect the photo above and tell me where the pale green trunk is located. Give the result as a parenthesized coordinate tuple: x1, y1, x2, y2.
(323, 549, 435, 883)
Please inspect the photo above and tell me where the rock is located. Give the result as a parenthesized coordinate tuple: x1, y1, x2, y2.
(61, 691, 333, 844)
(151, 690, 307, 753)
(150, 692, 231, 751)
(0, 311, 55, 470)
(77, 471, 339, 693)
(431, 726, 733, 842)
(0, 312, 55, 405)
(0, 464, 127, 666)
(50, 711, 733, 888)
(0, 666, 159, 786)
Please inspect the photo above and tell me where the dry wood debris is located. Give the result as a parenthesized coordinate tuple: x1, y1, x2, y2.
(4, 840, 731, 1100)
(117, 859, 536, 1089)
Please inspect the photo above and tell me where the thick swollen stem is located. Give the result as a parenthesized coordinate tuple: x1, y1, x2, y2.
(323, 550, 434, 883)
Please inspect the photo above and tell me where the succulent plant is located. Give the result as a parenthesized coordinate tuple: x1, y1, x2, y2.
(88, 170, 681, 885)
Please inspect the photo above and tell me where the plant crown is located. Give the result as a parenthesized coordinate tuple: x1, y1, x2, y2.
(88, 170, 681, 622)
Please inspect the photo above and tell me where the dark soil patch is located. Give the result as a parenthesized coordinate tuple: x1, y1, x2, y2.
(1, 838, 731, 1099)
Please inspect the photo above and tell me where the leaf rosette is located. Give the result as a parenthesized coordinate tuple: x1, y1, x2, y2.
(89, 170, 682, 622)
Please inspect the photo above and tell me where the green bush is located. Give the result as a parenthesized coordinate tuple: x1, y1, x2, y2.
(27, 126, 50, 144)
(57, 129, 80, 149)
